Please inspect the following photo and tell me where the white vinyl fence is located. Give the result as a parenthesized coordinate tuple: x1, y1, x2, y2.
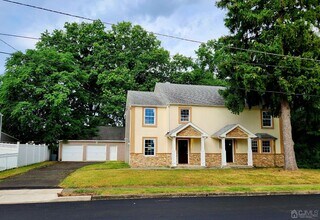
(0, 143, 50, 171)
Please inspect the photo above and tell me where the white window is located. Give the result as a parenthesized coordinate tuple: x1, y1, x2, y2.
(144, 138, 155, 156)
(180, 109, 190, 122)
(262, 111, 273, 128)
(252, 140, 258, 153)
(262, 140, 271, 153)
(144, 108, 156, 125)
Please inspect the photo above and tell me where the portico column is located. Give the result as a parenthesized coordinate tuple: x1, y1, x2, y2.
(247, 138, 253, 166)
(221, 138, 227, 166)
(171, 137, 177, 167)
(200, 136, 206, 167)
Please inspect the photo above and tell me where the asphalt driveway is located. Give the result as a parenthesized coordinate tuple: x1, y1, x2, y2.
(0, 162, 95, 189)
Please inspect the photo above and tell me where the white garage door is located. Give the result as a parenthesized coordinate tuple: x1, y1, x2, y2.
(62, 145, 83, 161)
(86, 145, 106, 161)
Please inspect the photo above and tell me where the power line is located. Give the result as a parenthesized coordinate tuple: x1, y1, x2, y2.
(1, 0, 202, 44)
(231, 60, 316, 71)
(0, 51, 12, 55)
(0, 33, 39, 40)
(0, 52, 318, 98)
(0, 38, 18, 51)
(236, 87, 320, 98)
(225, 46, 320, 63)
(3, 0, 320, 63)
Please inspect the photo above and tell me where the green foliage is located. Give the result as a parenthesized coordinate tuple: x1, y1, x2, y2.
(214, 0, 320, 115)
(214, 1, 320, 168)
(0, 49, 95, 146)
(1, 20, 224, 145)
(292, 102, 320, 168)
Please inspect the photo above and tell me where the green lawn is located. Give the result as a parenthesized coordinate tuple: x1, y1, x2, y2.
(0, 161, 55, 180)
(60, 162, 320, 196)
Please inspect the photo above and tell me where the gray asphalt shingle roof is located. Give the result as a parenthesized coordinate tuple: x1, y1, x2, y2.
(127, 83, 225, 106)
(255, 133, 277, 140)
(91, 126, 125, 140)
(212, 124, 237, 138)
(127, 91, 166, 106)
(165, 124, 186, 136)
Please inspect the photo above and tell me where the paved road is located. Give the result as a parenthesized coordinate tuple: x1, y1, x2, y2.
(0, 195, 319, 220)
(0, 162, 95, 189)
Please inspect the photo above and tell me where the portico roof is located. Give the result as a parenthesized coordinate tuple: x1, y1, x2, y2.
(166, 122, 208, 138)
(212, 124, 257, 139)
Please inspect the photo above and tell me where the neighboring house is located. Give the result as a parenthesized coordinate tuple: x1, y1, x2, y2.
(125, 82, 284, 168)
(0, 132, 19, 143)
(58, 126, 125, 162)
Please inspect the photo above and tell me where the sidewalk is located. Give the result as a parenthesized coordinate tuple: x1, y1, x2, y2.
(0, 189, 91, 204)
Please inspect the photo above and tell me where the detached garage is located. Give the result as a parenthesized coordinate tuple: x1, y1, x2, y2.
(59, 127, 125, 162)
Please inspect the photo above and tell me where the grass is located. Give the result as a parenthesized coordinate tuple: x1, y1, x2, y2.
(60, 161, 320, 196)
(0, 161, 56, 180)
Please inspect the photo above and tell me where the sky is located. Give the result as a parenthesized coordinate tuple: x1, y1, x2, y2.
(0, 0, 228, 74)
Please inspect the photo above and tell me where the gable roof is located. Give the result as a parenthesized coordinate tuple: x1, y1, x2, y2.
(212, 124, 257, 139)
(255, 133, 277, 140)
(90, 126, 125, 141)
(127, 83, 225, 106)
(166, 122, 208, 137)
(1, 132, 19, 143)
(127, 91, 166, 106)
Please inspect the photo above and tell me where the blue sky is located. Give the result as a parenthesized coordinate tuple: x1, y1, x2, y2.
(0, 0, 228, 74)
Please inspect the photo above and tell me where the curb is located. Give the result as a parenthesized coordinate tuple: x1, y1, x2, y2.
(85, 191, 320, 201)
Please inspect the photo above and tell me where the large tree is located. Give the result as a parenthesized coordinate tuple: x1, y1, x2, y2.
(0, 20, 222, 146)
(37, 21, 172, 125)
(0, 21, 173, 146)
(0, 48, 94, 145)
(214, 0, 320, 170)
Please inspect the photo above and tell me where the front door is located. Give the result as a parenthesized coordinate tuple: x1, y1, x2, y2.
(178, 140, 188, 164)
(225, 139, 233, 163)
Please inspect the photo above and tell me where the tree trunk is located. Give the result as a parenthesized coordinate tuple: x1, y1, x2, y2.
(280, 100, 298, 170)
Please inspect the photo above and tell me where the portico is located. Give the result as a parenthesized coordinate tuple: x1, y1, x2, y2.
(212, 124, 257, 167)
(166, 122, 208, 167)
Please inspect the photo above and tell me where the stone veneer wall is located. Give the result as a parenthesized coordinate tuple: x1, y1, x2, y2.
(130, 153, 284, 168)
(234, 153, 247, 165)
(206, 153, 221, 167)
(253, 154, 284, 167)
(130, 153, 171, 167)
(189, 153, 200, 165)
(189, 153, 222, 167)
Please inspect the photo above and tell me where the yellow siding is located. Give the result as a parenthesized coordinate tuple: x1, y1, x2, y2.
(169, 106, 281, 153)
(133, 107, 169, 154)
(132, 105, 281, 154)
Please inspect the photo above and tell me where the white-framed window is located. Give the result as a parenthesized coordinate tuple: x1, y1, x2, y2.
(144, 108, 156, 125)
(262, 140, 271, 153)
(144, 138, 155, 156)
(262, 111, 273, 128)
(252, 140, 258, 153)
(180, 108, 190, 122)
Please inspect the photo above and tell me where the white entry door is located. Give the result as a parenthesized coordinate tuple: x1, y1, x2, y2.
(109, 146, 118, 161)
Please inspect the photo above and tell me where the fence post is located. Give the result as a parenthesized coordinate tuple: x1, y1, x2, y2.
(25, 143, 28, 165)
(24, 142, 27, 166)
(33, 143, 35, 163)
(17, 141, 20, 167)
(38, 144, 40, 162)
(5, 154, 7, 170)
(41, 144, 44, 161)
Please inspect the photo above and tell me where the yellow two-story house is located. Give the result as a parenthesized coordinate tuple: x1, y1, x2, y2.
(125, 83, 284, 168)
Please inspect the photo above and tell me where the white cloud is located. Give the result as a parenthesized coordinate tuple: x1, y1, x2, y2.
(0, 0, 228, 74)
